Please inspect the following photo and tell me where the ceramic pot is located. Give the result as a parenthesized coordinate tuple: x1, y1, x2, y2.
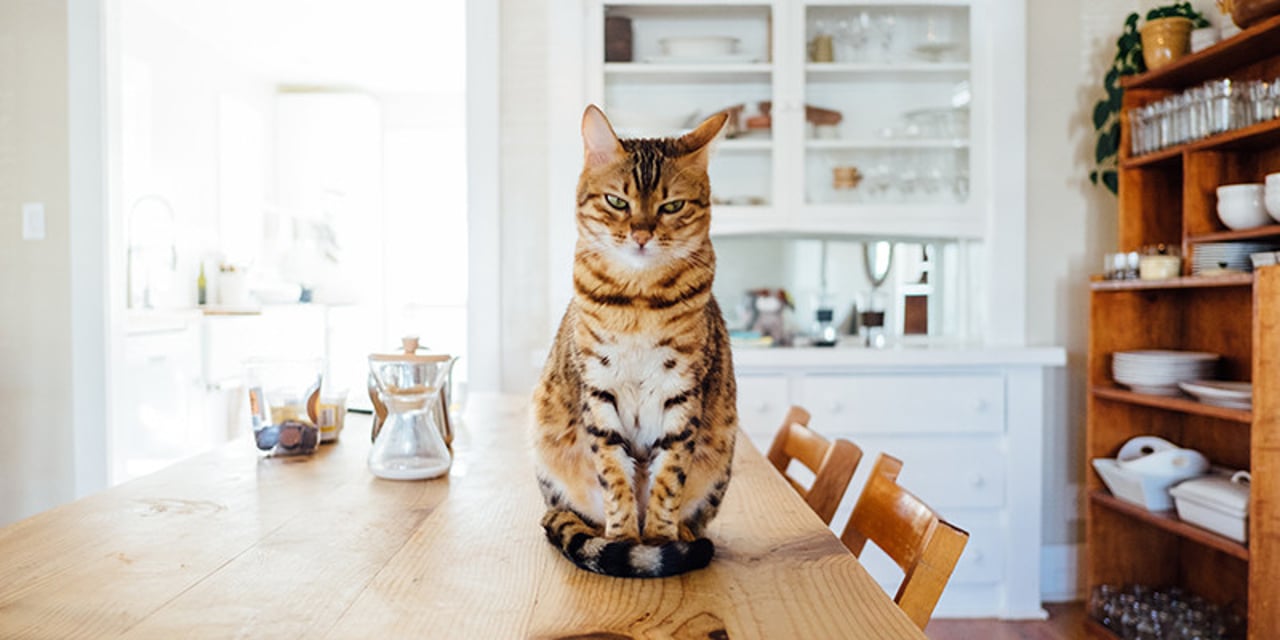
(1140, 17, 1194, 70)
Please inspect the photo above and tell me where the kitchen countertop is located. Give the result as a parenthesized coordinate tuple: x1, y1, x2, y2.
(732, 344, 1067, 368)
(0, 395, 925, 639)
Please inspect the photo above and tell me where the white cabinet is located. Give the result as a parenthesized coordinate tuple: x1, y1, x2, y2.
(733, 348, 1060, 619)
(575, 0, 1016, 240)
(115, 312, 209, 484)
(549, 0, 1028, 347)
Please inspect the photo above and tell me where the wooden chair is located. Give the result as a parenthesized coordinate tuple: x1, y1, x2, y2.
(839, 453, 969, 630)
(765, 405, 863, 525)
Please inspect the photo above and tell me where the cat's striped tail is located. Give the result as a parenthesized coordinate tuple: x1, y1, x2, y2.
(541, 509, 714, 578)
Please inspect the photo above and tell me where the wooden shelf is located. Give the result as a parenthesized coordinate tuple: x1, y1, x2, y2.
(1188, 225, 1280, 244)
(1097, 14, 1280, 637)
(1092, 385, 1253, 423)
(1089, 273, 1254, 291)
(1090, 490, 1250, 562)
(1122, 14, 1280, 90)
(1085, 618, 1120, 640)
(1121, 118, 1280, 169)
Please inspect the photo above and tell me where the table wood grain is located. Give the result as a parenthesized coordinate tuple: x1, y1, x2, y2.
(0, 395, 925, 639)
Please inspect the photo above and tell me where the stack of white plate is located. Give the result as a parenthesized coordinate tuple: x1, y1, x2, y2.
(1178, 380, 1252, 409)
(1193, 242, 1280, 274)
(1113, 350, 1219, 396)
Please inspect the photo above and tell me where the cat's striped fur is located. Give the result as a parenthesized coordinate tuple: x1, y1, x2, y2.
(533, 105, 738, 578)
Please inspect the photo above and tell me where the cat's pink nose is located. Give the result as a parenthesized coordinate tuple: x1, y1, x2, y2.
(632, 230, 652, 248)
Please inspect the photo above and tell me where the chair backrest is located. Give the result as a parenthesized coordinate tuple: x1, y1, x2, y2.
(839, 453, 969, 630)
(765, 406, 863, 524)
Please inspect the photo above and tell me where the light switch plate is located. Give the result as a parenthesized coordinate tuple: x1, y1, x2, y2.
(22, 202, 45, 240)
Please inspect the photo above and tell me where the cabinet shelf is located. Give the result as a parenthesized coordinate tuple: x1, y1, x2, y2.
(606, 62, 773, 83)
(805, 138, 968, 150)
(805, 62, 969, 79)
(1121, 118, 1280, 169)
(720, 138, 774, 151)
(711, 203, 981, 239)
(1122, 14, 1280, 90)
(1089, 273, 1253, 291)
(1090, 490, 1249, 562)
(1188, 226, 1280, 244)
(805, 0, 971, 6)
(1092, 385, 1252, 424)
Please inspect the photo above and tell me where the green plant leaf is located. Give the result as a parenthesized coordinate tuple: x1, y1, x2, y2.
(1094, 101, 1112, 130)
(1103, 171, 1119, 194)
(1096, 132, 1113, 164)
(1107, 84, 1124, 108)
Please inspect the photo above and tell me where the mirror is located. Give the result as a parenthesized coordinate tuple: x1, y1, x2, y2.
(862, 240, 894, 290)
(712, 236, 977, 345)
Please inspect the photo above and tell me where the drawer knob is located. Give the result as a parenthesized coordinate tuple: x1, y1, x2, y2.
(970, 549, 984, 563)
(971, 399, 989, 412)
(829, 401, 844, 413)
(755, 402, 771, 413)
(969, 474, 986, 488)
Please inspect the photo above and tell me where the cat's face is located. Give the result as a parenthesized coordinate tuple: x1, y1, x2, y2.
(576, 106, 727, 271)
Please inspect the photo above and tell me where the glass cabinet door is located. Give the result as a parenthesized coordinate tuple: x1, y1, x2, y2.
(596, 3, 777, 213)
(800, 2, 970, 209)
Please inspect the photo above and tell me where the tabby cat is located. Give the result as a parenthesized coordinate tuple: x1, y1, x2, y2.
(532, 105, 739, 578)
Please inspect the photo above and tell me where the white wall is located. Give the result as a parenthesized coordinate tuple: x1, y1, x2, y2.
(0, 1, 78, 526)
(499, 0, 553, 393)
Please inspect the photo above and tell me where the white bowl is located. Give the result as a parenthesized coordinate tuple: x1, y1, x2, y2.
(1265, 171, 1280, 191)
(1217, 184, 1269, 229)
(659, 36, 739, 58)
(1267, 193, 1280, 222)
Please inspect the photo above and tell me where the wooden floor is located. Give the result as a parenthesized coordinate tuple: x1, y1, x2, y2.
(925, 602, 1084, 640)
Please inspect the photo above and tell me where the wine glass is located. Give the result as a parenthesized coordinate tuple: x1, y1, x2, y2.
(876, 12, 896, 62)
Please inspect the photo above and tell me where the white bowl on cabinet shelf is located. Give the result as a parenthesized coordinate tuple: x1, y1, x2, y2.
(1217, 183, 1270, 230)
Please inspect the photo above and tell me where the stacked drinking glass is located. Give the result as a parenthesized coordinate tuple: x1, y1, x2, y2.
(1130, 78, 1280, 157)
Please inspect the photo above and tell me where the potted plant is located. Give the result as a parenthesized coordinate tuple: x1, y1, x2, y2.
(1140, 2, 1211, 70)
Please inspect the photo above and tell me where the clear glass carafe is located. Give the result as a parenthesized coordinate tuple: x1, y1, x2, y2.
(367, 353, 454, 480)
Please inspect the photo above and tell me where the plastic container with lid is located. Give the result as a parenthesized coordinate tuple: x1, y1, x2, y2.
(1170, 471, 1251, 543)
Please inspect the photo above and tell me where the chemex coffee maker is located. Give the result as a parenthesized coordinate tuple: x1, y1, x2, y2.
(366, 337, 457, 480)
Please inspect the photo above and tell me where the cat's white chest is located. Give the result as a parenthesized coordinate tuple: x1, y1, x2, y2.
(586, 334, 685, 445)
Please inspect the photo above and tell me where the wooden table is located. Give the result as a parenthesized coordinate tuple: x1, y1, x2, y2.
(0, 395, 925, 639)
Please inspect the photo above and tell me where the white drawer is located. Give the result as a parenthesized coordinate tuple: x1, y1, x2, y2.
(734, 374, 790, 448)
(843, 436, 1006, 510)
(795, 374, 1005, 435)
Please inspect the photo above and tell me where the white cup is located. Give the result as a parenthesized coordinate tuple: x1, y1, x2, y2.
(1217, 183, 1269, 229)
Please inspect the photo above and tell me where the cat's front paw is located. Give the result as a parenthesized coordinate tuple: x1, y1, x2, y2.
(604, 522, 641, 541)
(677, 525, 700, 543)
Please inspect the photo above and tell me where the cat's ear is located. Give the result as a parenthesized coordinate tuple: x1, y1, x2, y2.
(582, 105, 624, 169)
(676, 111, 729, 167)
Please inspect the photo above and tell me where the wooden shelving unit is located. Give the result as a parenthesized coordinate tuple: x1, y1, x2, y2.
(1086, 15, 1280, 640)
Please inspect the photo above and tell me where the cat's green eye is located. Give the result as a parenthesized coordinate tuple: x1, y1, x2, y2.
(658, 200, 685, 214)
(605, 194, 629, 211)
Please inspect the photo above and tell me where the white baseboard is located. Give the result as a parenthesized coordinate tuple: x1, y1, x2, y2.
(1041, 543, 1084, 602)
